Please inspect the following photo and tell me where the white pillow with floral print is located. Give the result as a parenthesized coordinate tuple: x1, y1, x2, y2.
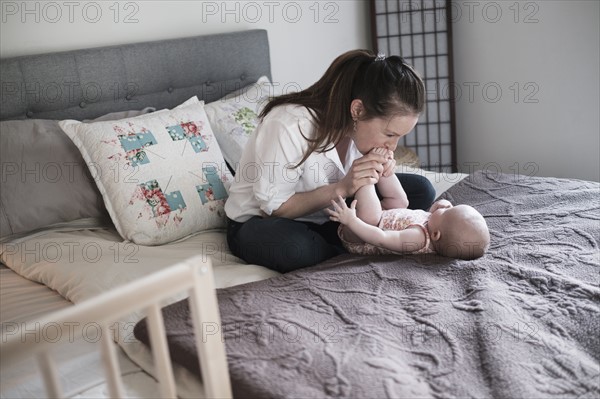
(59, 98, 232, 245)
(204, 76, 278, 169)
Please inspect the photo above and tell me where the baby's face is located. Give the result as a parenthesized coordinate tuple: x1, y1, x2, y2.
(428, 202, 456, 232)
(429, 204, 490, 259)
(429, 205, 489, 242)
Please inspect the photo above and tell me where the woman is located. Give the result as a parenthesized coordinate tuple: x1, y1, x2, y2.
(224, 50, 435, 272)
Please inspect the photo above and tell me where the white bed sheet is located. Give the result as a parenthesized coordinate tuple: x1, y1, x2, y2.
(0, 168, 467, 398)
(0, 265, 159, 399)
(0, 228, 279, 399)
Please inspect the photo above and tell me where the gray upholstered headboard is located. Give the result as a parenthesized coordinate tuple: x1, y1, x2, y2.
(0, 29, 271, 121)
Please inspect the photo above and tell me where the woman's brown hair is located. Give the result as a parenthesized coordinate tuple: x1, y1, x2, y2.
(259, 50, 425, 167)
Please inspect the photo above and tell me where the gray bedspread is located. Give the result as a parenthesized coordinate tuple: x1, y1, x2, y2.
(135, 171, 600, 398)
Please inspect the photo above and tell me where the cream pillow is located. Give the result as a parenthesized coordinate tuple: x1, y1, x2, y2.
(59, 98, 232, 245)
(204, 76, 277, 169)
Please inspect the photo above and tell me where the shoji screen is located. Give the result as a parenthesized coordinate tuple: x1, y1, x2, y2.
(371, 0, 456, 172)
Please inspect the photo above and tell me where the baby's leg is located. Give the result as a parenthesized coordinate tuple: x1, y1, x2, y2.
(377, 173, 409, 209)
(355, 184, 383, 226)
(370, 147, 409, 209)
(338, 184, 382, 244)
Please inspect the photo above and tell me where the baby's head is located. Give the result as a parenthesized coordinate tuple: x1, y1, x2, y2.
(428, 204, 490, 260)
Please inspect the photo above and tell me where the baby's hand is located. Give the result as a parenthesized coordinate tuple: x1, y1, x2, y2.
(370, 147, 396, 177)
(326, 196, 358, 225)
(429, 199, 453, 213)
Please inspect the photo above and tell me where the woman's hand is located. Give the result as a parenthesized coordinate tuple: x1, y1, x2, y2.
(326, 196, 358, 226)
(337, 152, 387, 197)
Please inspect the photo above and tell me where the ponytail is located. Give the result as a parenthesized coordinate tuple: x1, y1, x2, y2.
(260, 50, 425, 167)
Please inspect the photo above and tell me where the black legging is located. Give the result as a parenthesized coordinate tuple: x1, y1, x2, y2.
(226, 173, 436, 273)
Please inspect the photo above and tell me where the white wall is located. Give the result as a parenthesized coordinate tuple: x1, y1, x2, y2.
(2, 1, 598, 182)
(0, 0, 370, 91)
(452, 0, 599, 181)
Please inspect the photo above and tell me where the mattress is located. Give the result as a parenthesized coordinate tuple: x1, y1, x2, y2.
(136, 170, 600, 398)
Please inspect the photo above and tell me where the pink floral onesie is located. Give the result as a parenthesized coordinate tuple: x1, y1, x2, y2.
(338, 208, 435, 255)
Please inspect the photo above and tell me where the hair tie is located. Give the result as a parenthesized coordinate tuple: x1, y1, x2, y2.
(375, 52, 386, 62)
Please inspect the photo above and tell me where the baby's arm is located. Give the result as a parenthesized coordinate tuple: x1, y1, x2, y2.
(429, 199, 453, 213)
(327, 196, 426, 253)
(371, 148, 409, 209)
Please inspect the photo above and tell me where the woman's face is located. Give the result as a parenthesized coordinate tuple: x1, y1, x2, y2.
(350, 100, 419, 154)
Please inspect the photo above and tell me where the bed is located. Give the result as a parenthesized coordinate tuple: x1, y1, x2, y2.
(1, 29, 598, 399)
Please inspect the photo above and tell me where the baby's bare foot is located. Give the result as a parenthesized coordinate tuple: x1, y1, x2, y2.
(371, 147, 392, 158)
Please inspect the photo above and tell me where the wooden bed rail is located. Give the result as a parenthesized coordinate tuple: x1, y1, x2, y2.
(0, 256, 232, 399)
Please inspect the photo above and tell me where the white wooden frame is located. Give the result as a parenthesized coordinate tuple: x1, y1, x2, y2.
(0, 256, 232, 399)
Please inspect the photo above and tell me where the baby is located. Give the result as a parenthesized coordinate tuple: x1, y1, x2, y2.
(327, 149, 490, 260)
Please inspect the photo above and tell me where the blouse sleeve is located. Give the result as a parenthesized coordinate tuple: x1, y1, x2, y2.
(252, 113, 310, 216)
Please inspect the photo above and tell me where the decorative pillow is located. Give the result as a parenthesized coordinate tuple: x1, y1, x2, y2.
(204, 76, 277, 169)
(59, 99, 232, 245)
(0, 107, 155, 240)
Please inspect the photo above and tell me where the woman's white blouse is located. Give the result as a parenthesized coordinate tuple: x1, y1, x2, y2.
(224, 104, 362, 224)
